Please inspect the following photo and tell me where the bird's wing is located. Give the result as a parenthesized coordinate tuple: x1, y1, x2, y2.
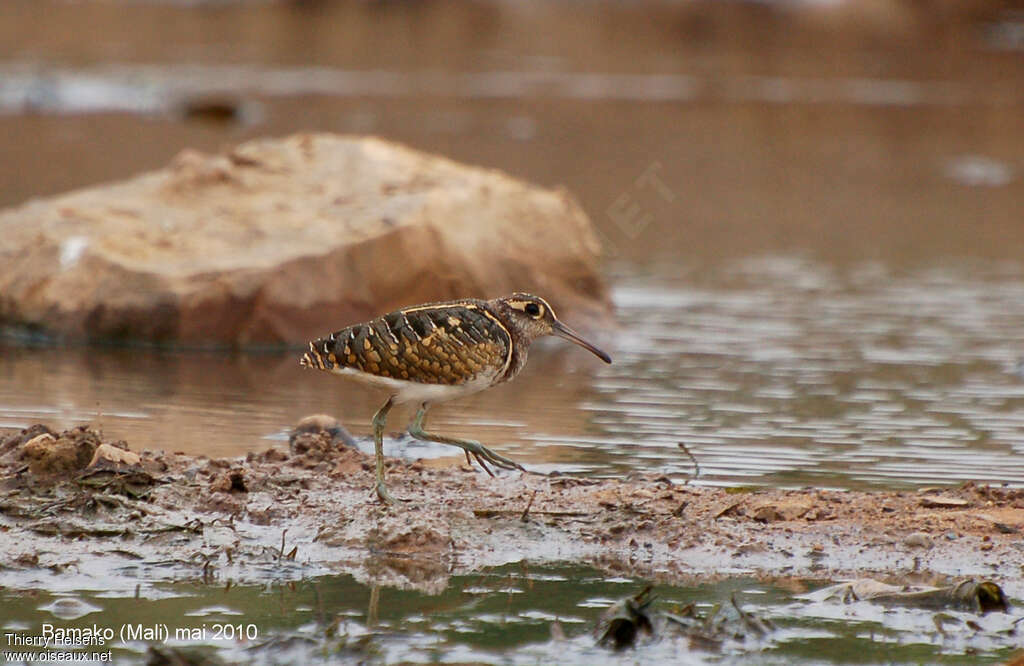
(301, 301, 512, 385)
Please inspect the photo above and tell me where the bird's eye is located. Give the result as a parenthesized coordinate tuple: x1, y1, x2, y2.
(524, 302, 541, 317)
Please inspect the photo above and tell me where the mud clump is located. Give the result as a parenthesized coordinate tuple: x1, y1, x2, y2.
(288, 414, 359, 470)
(0, 423, 53, 456)
(210, 469, 247, 493)
(288, 430, 333, 465)
(0, 424, 144, 483)
(12, 425, 103, 479)
(88, 443, 142, 470)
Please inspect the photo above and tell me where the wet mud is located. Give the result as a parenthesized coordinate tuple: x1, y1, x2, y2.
(1, 422, 1022, 599)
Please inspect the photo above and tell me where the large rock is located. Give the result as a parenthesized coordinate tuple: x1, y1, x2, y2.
(0, 134, 611, 346)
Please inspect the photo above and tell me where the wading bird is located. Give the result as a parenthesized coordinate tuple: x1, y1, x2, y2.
(300, 293, 611, 504)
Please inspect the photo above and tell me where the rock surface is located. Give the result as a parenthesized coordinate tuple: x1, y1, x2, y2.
(0, 134, 611, 346)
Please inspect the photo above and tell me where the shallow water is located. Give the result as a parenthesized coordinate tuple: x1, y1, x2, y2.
(1, 563, 1020, 665)
(4, 257, 1024, 490)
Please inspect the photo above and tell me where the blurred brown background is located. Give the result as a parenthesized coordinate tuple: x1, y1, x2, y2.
(2, 0, 1021, 266)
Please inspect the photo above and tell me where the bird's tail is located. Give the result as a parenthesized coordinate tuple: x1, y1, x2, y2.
(299, 341, 328, 370)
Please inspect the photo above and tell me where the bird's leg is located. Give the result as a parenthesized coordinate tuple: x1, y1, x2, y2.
(408, 403, 525, 476)
(371, 396, 404, 504)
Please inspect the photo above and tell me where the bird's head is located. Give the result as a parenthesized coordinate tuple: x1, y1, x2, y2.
(492, 293, 611, 364)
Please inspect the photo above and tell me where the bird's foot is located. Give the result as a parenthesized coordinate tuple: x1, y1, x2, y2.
(372, 482, 408, 505)
(460, 441, 525, 475)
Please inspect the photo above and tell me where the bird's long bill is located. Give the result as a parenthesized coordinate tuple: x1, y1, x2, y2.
(552, 320, 612, 364)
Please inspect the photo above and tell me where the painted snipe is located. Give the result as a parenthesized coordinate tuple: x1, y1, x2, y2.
(300, 293, 612, 504)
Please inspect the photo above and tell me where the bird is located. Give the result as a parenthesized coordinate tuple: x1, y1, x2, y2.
(299, 292, 612, 504)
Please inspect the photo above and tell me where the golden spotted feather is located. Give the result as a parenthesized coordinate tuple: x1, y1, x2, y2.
(300, 300, 513, 386)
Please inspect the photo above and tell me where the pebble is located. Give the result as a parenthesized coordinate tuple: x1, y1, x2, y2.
(903, 533, 934, 549)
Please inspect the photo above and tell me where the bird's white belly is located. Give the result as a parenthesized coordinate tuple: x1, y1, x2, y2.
(330, 367, 498, 405)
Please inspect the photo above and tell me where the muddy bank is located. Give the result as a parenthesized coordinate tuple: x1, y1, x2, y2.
(1, 423, 1022, 598)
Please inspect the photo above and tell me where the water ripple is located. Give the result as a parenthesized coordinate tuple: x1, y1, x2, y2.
(588, 259, 1024, 488)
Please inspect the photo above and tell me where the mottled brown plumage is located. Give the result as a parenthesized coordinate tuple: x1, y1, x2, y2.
(302, 300, 513, 387)
(300, 293, 611, 505)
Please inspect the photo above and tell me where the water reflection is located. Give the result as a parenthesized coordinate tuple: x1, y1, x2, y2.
(0, 564, 1018, 664)
(3, 256, 1023, 490)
